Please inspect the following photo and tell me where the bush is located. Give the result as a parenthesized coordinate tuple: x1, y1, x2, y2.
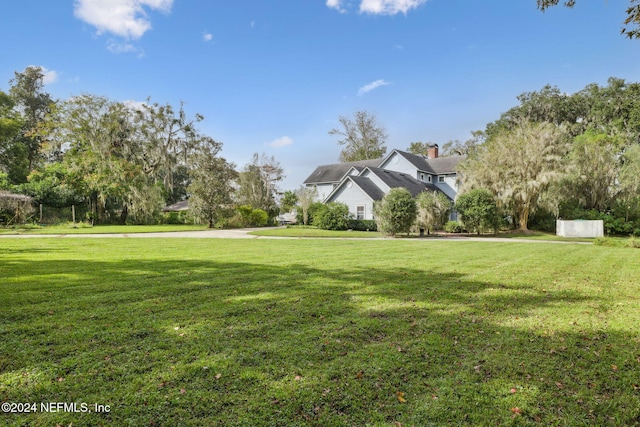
(455, 189, 498, 235)
(374, 188, 417, 236)
(161, 211, 190, 225)
(233, 205, 269, 227)
(249, 209, 268, 227)
(313, 202, 351, 230)
(444, 221, 463, 233)
(348, 219, 378, 232)
(297, 202, 324, 226)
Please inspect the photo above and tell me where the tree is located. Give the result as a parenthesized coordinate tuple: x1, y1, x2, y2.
(130, 100, 205, 197)
(236, 153, 284, 216)
(187, 142, 237, 228)
(0, 91, 26, 183)
(416, 191, 452, 233)
(460, 120, 569, 231)
(43, 95, 158, 223)
(9, 66, 55, 175)
(618, 144, 640, 220)
(563, 131, 623, 211)
(440, 132, 484, 157)
(454, 189, 498, 235)
(280, 190, 298, 213)
(329, 110, 387, 162)
(295, 186, 318, 225)
(407, 142, 433, 156)
(374, 188, 417, 236)
(537, 0, 640, 39)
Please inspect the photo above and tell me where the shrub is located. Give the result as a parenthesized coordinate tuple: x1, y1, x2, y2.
(348, 219, 378, 232)
(249, 209, 268, 227)
(444, 221, 463, 233)
(455, 189, 498, 235)
(416, 191, 452, 233)
(297, 201, 324, 226)
(313, 202, 351, 230)
(161, 211, 190, 225)
(374, 188, 417, 236)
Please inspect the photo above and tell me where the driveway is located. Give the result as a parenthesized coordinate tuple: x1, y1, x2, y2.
(0, 228, 592, 244)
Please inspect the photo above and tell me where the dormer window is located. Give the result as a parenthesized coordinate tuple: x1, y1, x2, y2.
(438, 176, 445, 183)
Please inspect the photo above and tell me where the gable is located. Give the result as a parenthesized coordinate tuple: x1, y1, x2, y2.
(303, 158, 382, 184)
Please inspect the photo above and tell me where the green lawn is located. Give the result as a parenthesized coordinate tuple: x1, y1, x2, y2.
(249, 226, 383, 238)
(0, 224, 209, 235)
(1, 238, 639, 426)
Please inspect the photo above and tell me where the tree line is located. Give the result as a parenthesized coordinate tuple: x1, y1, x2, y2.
(0, 66, 283, 226)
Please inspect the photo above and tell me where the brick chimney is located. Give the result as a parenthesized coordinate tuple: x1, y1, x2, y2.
(427, 144, 439, 159)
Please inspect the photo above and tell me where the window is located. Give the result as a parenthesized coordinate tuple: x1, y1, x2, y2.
(427, 175, 432, 183)
(438, 176, 445, 183)
(356, 205, 365, 220)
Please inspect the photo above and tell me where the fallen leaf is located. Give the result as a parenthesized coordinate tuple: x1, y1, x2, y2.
(396, 391, 406, 403)
(611, 365, 618, 371)
(510, 388, 517, 394)
(180, 388, 186, 394)
(356, 371, 364, 379)
(215, 373, 222, 379)
(294, 375, 302, 381)
(555, 382, 564, 389)
(57, 377, 64, 382)
(510, 407, 522, 415)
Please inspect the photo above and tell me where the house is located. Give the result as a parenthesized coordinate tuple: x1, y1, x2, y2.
(303, 145, 464, 220)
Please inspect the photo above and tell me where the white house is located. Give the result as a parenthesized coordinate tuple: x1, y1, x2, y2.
(303, 145, 464, 220)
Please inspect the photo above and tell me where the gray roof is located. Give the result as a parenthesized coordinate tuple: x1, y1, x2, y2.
(366, 167, 442, 198)
(348, 176, 386, 201)
(162, 200, 189, 212)
(303, 158, 382, 184)
(389, 150, 464, 174)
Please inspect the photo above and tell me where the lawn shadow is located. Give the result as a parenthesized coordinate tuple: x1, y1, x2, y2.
(1, 257, 639, 426)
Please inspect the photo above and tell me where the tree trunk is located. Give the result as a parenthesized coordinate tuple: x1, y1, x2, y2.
(120, 204, 128, 225)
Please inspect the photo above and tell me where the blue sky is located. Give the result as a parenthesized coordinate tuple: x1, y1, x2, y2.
(1, 0, 639, 190)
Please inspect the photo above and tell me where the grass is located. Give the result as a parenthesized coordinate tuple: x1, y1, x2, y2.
(250, 226, 597, 242)
(0, 223, 208, 235)
(249, 226, 383, 238)
(1, 238, 640, 426)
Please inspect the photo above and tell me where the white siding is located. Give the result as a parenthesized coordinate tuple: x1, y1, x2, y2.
(378, 152, 420, 178)
(434, 175, 458, 200)
(326, 180, 375, 220)
(359, 169, 391, 193)
(307, 183, 336, 202)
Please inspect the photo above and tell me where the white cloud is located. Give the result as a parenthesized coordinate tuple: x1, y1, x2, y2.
(38, 67, 59, 85)
(358, 79, 391, 96)
(360, 0, 427, 14)
(327, 0, 427, 15)
(203, 32, 213, 42)
(74, 0, 173, 39)
(268, 136, 294, 148)
(123, 99, 147, 111)
(326, 0, 347, 13)
(107, 40, 141, 55)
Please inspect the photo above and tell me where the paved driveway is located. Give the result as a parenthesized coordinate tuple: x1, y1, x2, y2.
(0, 228, 591, 244)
